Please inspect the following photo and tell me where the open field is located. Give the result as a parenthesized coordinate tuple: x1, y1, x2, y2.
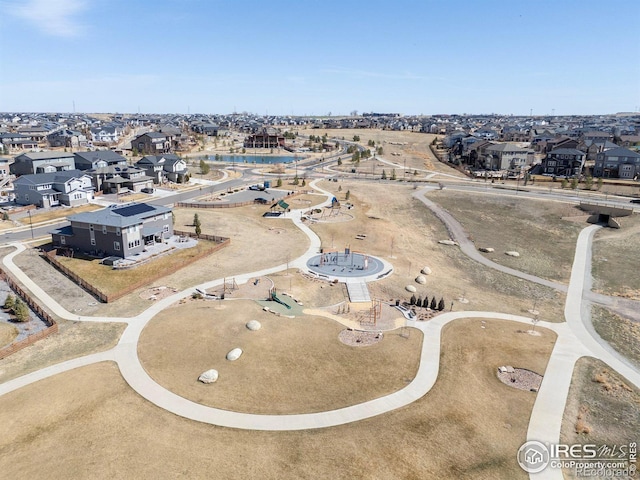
(314, 180, 566, 321)
(0, 322, 17, 348)
(591, 213, 640, 299)
(0, 317, 555, 479)
(561, 357, 640, 478)
(426, 190, 586, 283)
(138, 300, 422, 414)
(298, 127, 466, 178)
(591, 306, 640, 369)
(0, 320, 125, 383)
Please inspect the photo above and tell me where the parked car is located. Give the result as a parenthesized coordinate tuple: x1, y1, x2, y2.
(141, 187, 154, 194)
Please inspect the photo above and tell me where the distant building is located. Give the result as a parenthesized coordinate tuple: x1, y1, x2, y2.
(540, 148, 586, 177)
(244, 128, 285, 149)
(85, 164, 154, 194)
(13, 170, 94, 208)
(136, 154, 189, 184)
(47, 129, 88, 149)
(74, 150, 127, 171)
(593, 147, 640, 179)
(131, 132, 171, 154)
(484, 143, 534, 170)
(10, 151, 76, 175)
(51, 203, 173, 258)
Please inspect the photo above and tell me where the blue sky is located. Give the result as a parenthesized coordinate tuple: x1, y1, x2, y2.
(1, 0, 638, 115)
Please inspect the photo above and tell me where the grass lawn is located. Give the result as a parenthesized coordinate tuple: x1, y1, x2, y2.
(0, 317, 555, 479)
(53, 239, 223, 298)
(426, 190, 585, 283)
(561, 357, 640, 479)
(591, 306, 640, 369)
(138, 300, 423, 414)
(0, 322, 18, 348)
(591, 213, 640, 299)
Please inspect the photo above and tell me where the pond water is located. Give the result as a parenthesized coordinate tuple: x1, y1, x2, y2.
(207, 155, 300, 164)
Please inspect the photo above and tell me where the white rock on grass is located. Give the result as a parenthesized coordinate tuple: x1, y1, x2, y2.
(505, 251, 520, 257)
(479, 247, 495, 253)
(438, 240, 457, 246)
(421, 266, 432, 275)
(198, 369, 219, 384)
(246, 320, 261, 331)
(226, 348, 243, 361)
(405, 285, 417, 293)
(415, 275, 426, 284)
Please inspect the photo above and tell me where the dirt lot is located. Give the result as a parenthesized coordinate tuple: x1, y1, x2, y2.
(561, 357, 640, 479)
(314, 180, 566, 321)
(426, 190, 586, 283)
(591, 306, 640, 369)
(138, 300, 422, 414)
(591, 213, 640, 299)
(0, 318, 555, 479)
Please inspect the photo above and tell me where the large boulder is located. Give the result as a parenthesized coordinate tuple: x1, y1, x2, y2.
(405, 285, 417, 293)
(438, 239, 458, 246)
(198, 369, 219, 384)
(415, 275, 426, 284)
(421, 266, 432, 275)
(505, 251, 520, 257)
(246, 320, 261, 331)
(479, 247, 495, 253)
(226, 348, 243, 361)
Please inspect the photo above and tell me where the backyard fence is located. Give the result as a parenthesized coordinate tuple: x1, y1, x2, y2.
(0, 268, 58, 360)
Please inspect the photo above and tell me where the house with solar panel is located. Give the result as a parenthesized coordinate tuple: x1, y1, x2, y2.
(51, 203, 173, 258)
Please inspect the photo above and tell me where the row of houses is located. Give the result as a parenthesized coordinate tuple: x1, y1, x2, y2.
(11, 151, 189, 207)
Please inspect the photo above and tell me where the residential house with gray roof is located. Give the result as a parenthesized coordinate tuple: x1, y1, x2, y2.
(594, 147, 640, 179)
(51, 203, 173, 258)
(540, 148, 586, 177)
(13, 170, 94, 208)
(74, 150, 127, 171)
(131, 132, 171, 154)
(136, 154, 189, 184)
(85, 164, 153, 194)
(10, 151, 76, 175)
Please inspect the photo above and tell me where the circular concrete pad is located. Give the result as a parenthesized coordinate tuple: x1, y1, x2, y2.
(306, 251, 386, 279)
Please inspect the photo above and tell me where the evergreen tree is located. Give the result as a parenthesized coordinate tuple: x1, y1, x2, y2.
(193, 213, 201, 228)
(381, 170, 387, 180)
(13, 298, 30, 322)
(391, 169, 397, 180)
(410, 294, 416, 305)
(430, 297, 437, 310)
(421, 296, 428, 308)
(4, 294, 15, 310)
(438, 298, 445, 311)
(416, 296, 422, 308)
(276, 178, 283, 187)
(345, 190, 350, 200)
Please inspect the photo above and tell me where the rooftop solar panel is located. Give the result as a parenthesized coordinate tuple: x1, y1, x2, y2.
(113, 203, 156, 217)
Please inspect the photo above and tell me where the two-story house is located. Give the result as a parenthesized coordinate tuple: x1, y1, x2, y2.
(593, 147, 640, 179)
(540, 148, 585, 177)
(131, 132, 171, 154)
(484, 143, 534, 171)
(90, 125, 122, 144)
(74, 150, 127, 171)
(51, 203, 173, 258)
(85, 165, 154, 194)
(10, 151, 76, 175)
(13, 170, 94, 208)
(47, 129, 88, 149)
(136, 154, 189, 184)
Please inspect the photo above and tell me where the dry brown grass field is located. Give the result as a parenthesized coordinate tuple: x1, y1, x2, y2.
(138, 300, 422, 414)
(0, 322, 17, 348)
(23, 203, 101, 224)
(426, 190, 586, 283)
(314, 180, 566, 321)
(0, 318, 555, 479)
(0, 320, 125, 383)
(299, 127, 466, 178)
(591, 306, 640, 369)
(591, 213, 640, 300)
(560, 357, 640, 479)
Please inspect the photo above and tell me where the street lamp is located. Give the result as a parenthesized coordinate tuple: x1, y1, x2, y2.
(28, 209, 34, 239)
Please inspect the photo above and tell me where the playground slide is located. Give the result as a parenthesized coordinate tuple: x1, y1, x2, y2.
(270, 292, 292, 309)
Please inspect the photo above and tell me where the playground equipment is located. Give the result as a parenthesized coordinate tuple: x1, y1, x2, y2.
(269, 287, 291, 309)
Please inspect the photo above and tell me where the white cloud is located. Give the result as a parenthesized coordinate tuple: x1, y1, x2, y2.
(6, 0, 88, 37)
